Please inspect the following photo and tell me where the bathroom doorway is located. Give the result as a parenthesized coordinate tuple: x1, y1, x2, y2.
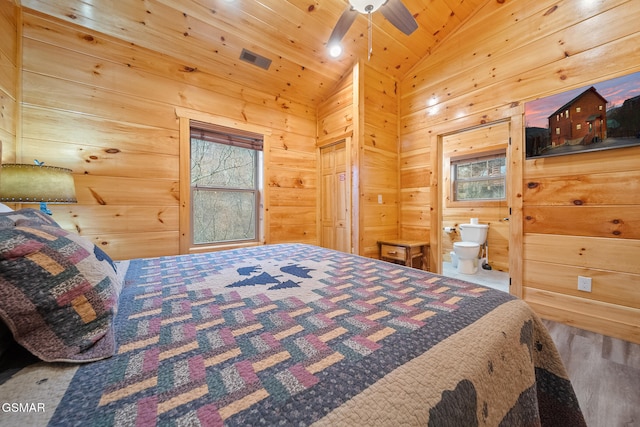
(439, 122, 511, 292)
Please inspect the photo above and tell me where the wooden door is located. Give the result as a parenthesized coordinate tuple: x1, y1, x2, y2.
(320, 141, 349, 252)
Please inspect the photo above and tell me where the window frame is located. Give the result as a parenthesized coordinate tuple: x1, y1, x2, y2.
(447, 150, 507, 207)
(189, 121, 263, 248)
(176, 109, 270, 254)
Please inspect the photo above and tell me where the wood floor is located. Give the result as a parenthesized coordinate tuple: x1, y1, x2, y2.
(542, 319, 640, 427)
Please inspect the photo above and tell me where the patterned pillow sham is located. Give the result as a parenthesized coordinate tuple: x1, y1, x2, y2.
(0, 208, 61, 229)
(0, 220, 120, 363)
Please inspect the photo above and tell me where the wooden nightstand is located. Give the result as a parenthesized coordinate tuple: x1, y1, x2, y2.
(377, 240, 430, 271)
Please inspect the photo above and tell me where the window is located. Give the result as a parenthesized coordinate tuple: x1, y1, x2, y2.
(451, 153, 506, 201)
(190, 121, 263, 245)
(576, 123, 582, 130)
(576, 107, 581, 113)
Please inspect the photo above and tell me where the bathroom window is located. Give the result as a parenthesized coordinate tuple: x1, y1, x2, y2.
(451, 153, 506, 201)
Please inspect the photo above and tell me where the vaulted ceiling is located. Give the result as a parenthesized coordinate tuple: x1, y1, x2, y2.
(21, 0, 487, 107)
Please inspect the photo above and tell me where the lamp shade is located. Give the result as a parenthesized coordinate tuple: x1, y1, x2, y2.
(0, 163, 77, 204)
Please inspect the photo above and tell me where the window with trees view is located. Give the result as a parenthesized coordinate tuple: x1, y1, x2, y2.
(190, 122, 263, 245)
(452, 153, 506, 201)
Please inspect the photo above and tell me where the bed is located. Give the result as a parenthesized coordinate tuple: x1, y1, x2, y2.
(0, 208, 586, 426)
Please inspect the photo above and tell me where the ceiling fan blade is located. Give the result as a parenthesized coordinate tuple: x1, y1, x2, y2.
(328, 6, 358, 45)
(381, 0, 418, 35)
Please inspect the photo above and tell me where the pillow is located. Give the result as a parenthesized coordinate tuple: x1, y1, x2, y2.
(0, 218, 120, 363)
(0, 208, 60, 229)
(0, 203, 13, 213)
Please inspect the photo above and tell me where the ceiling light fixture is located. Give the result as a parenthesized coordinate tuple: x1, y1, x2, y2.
(348, 0, 386, 14)
(327, 0, 417, 61)
(328, 43, 343, 58)
(348, 0, 385, 60)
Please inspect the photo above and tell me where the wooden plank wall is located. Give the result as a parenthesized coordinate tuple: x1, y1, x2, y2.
(317, 63, 399, 258)
(399, 0, 640, 343)
(317, 68, 355, 145)
(12, 10, 317, 260)
(360, 65, 399, 258)
(0, 0, 17, 163)
(317, 66, 356, 252)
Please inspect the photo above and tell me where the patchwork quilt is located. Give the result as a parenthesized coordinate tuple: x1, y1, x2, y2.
(0, 243, 586, 426)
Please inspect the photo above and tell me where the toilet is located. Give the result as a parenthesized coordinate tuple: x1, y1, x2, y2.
(452, 220, 489, 274)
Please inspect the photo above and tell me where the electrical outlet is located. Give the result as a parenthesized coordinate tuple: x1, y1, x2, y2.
(378, 194, 383, 204)
(577, 276, 592, 292)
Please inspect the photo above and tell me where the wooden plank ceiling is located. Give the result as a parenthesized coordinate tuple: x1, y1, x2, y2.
(21, 0, 487, 107)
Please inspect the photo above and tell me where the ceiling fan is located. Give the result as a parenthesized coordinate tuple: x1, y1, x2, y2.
(327, 0, 418, 59)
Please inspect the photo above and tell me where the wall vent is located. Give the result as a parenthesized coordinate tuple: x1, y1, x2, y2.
(239, 48, 272, 70)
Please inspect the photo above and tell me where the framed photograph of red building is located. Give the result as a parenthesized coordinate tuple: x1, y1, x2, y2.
(525, 71, 640, 159)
